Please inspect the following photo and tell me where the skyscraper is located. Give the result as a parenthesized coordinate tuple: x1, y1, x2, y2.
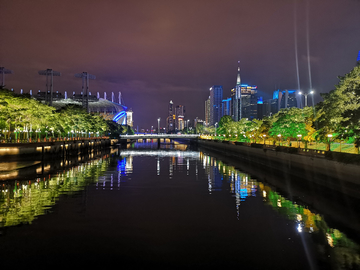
(209, 85, 223, 126)
(175, 105, 185, 131)
(233, 61, 242, 121)
(205, 97, 211, 126)
(166, 100, 175, 132)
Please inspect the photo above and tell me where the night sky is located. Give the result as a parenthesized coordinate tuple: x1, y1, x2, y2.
(1, 0, 360, 129)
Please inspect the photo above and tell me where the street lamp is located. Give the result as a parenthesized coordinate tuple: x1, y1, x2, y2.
(215, 122, 218, 137)
(298, 91, 314, 108)
(297, 134, 302, 148)
(263, 134, 266, 145)
(157, 118, 160, 134)
(327, 134, 333, 151)
(277, 134, 281, 146)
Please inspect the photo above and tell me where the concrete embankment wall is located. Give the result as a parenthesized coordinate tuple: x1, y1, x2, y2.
(198, 139, 360, 199)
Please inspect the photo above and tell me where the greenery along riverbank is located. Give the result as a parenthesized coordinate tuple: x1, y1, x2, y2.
(0, 88, 133, 142)
(198, 63, 360, 153)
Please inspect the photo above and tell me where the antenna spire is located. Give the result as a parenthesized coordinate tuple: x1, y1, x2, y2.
(236, 61, 241, 86)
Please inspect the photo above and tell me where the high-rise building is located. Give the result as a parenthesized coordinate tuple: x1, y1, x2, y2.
(166, 100, 175, 132)
(231, 84, 258, 120)
(209, 85, 223, 126)
(175, 105, 185, 131)
(221, 98, 232, 117)
(279, 90, 300, 109)
(205, 97, 211, 126)
(233, 61, 242, 121)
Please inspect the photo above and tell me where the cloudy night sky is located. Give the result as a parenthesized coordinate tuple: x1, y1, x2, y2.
(1, 0, 360, 129)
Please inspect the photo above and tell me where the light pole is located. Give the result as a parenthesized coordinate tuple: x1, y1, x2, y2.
(277, 134, 281, 146)
(297, 134, 302, 148)
(215, 122, 218, 137)
(327, 134, 333, 151)
(263, 134, 266, 145)
(298, 90, 314, 108)
(187, 119, 190, 133)
(157, 118, 160, 134)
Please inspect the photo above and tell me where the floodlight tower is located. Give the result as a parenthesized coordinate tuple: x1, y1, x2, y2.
(38, 69, 61, 106)
(75, 72, 96, 113)
(0, 67, 14, 88)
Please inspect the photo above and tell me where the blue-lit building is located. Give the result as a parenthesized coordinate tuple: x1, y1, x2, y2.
(221, 98, 232, 117)
(38, 92, 128, 125)
(231, 84, 258, 120)
(279, 89, 300, 109)
(209, 85, 223, 126)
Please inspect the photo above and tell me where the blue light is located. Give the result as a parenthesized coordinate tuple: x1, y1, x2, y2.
(113, 111, 126, 122)
(257, 97, 263, 104)
(273, 90, 279, 99)
(357, 50, 360, 61)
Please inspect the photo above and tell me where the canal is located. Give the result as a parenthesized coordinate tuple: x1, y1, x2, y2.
(0, 141, 359, 269)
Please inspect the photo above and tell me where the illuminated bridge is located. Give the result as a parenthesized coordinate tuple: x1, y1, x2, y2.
(119, 134, 200, 140)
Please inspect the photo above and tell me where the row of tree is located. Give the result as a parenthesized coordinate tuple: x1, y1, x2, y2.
(199, 63, 360, 150)
(0, 89, 132, 141)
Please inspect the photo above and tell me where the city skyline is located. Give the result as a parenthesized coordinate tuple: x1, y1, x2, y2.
(1, 0, 360, 128)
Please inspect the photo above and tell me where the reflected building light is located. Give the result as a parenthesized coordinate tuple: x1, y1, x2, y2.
(297, 223, 302, 233)
(208, 175, 212, 194)
(118, 171, 121, 189)
(157, 159, 160, 175)
(326, 233, 334, 247)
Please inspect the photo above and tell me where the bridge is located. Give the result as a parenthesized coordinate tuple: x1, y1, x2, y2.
(119, 134, 200, 140)
(118, 134, 200, 148)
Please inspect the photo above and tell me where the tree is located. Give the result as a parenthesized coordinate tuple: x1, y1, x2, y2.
(269, 107, 310, 144)
(317, 63, 360, 150)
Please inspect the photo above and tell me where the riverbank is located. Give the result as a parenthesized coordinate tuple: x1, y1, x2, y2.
(0, 138, 117, 158)
(197, 140, 360, 241)
(198, 139, 360, 199)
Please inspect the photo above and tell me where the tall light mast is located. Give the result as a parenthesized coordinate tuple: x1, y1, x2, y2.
(38, 69, 61, 106)
(75, 72, 96, 113)
(0, 67, 13, 88)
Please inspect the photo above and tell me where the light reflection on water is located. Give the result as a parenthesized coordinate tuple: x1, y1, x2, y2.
(0, 145, 359, 268)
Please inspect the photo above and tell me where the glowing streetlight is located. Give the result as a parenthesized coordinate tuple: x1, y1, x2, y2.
(327, 134, 333, 151)
(298, 90, 314, 108)
(215, 122, 218, 137)
(277, 134, 282, 146)
(297, 134, 302, 148)
(157, 118, 160, 134)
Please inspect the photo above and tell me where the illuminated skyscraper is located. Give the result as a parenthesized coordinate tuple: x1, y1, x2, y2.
(209, 85, 223, 126)
(205, 97, 210, 126)
(232, 61, 242, 121)
(175, 105, 185, 131)
(166, 100, 175, 132)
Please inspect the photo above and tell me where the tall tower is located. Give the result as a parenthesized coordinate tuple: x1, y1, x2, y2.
(233, 61, 242, 121)
(166, 100, 175, 132)
(209, 85, 223, 126)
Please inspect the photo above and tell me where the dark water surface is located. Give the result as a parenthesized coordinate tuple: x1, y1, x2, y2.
(0, 143, 359, 269)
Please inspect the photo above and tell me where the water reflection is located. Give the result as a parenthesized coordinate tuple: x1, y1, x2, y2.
(0, 145, 359, 269)
(199, 152, 360, 269)
(117, 149, 360, 269)
(0, 153, 110, 228)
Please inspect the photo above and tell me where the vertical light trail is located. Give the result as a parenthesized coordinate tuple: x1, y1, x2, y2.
(294, 0, 301, 92)
(306, 0, 313, 92)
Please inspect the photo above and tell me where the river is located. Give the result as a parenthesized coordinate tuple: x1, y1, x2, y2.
(0, 141, 359, 269)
